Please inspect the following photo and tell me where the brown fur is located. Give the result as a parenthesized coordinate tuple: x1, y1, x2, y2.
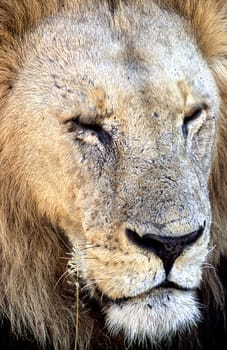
(0, 1, 227, 349)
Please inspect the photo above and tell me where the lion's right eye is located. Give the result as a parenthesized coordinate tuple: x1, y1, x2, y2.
(67, 117, 112, 146)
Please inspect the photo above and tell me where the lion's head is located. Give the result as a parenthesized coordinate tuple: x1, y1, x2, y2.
(0, 0, 227, 349)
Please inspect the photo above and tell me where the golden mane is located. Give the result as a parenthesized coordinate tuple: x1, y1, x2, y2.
(0, 1, 226, 349)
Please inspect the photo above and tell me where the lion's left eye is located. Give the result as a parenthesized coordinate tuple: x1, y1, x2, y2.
(68, 117, 111, 146)
(182, 105, 206, 139)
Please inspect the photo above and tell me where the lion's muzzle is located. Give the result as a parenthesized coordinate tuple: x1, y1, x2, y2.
(126, 223, 205, 274)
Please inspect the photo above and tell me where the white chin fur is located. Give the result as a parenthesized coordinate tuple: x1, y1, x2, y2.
(105, 290, 200, 346)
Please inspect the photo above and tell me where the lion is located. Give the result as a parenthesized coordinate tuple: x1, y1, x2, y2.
(0, 0, 227, 349)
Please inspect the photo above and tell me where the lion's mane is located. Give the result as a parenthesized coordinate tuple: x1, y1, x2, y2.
(0, 1, 227, 349)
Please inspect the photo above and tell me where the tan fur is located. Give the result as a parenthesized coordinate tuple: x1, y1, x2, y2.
(0, 1, 227, 349)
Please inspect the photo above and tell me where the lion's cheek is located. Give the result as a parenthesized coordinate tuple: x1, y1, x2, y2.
(81, 250, 164, 299)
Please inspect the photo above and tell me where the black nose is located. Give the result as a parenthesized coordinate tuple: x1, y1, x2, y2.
(126, 225, 205, 275)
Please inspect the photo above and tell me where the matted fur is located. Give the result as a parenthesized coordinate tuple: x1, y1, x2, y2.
(0, 1, 227, 349)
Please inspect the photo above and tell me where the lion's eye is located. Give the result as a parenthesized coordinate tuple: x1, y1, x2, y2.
(182, 106, 204, 139)
(68, 117, 111, 146)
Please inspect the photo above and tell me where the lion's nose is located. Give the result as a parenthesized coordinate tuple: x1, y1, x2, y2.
(126, 225, 205, 275)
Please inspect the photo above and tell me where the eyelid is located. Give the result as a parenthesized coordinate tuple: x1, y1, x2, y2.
(182, 102, 209, 139)
(67, 117, 97, 134)
(64, 115, 89, 124)
(184, 102, 209, 121)
(66, 116, 112, 146)
(64, 112, 107, 125)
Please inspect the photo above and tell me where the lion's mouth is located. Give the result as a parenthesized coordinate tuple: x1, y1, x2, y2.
(96, 279, 193, 305)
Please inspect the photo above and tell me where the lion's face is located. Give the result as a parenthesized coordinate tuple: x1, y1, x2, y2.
(5, 2, 219, 346)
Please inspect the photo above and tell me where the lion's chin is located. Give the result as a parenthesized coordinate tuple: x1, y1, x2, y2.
(105, 289, 200, 346)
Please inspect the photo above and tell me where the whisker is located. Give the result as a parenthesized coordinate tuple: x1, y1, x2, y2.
(207, 245, 216, 255)
(54, 270, 70, 289)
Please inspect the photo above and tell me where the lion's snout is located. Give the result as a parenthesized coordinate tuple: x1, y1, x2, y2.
(126, 224, 205, 274)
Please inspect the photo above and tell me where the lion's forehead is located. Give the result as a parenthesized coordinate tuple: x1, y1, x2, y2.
(18, 4, 218, 116)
